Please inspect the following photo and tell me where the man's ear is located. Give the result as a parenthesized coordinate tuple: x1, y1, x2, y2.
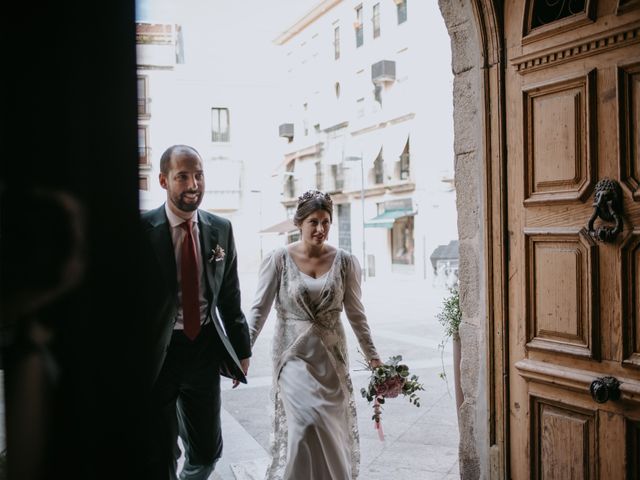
(159, 172, 168, 190)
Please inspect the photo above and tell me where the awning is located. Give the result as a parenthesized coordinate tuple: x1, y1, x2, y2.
(383, 126, 410, 163)
(364, 209, 416, 228)
(345, 133, 383, 171)
(259, 218, 296, 234)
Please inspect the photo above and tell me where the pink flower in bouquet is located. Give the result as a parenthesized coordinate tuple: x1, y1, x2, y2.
(360, 354, 425, 441)
(375, 376, 405, 398)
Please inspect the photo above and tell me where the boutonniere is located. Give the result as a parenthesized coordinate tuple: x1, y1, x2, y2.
(208, 244, 226, 263)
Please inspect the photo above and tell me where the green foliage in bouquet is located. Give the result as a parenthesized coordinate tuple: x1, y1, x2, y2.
(360, 355, 425, 424)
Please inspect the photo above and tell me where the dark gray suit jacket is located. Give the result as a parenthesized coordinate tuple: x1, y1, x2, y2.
(141, 205, 251, 384)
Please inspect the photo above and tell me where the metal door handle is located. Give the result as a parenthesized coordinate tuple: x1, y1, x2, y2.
(589, 376, 621, 403)
(587, 178, 623, 242)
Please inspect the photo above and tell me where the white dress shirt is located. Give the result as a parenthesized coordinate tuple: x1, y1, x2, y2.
(164, 203, 209, 330)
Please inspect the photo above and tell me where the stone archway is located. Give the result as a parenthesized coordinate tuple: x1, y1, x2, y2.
(437, 1, 505, 478)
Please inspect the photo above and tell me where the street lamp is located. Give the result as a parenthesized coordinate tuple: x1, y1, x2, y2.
(250, 189, 263, 262)
(344, 154, 366, 282)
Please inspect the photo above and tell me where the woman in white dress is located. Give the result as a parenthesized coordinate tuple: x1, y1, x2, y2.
(248, 189, 382, 480)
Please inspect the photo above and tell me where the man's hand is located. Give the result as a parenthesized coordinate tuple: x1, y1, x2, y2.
(232, 357, 250, 389)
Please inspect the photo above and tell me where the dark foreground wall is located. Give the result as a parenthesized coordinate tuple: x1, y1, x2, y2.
(1, 2, 158, 478)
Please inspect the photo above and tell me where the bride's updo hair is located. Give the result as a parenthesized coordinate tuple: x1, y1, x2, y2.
(293, 190, 333, 227)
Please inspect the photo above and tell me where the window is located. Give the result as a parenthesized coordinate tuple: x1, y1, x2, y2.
(315, 161, 323, 189)
(399, 138, 410, 180)
(175, 25, 185, 64)
(334, 26, 340, 60)
(335, 82, 341, 99)
(138, 126, 150, 166)
(285, 163, 296, 198)
(139, 176, 149, 191)
(137, 76, 149, 117)
(337, 204, 352, 253)
(373, 85, 382, 106)
(287, 231, 300, 244)
(285, 176, 295, 197)
(372, 3, 381, 39)
(530, 0, 587, 29)
(331, 164, 344, 190)
(397, 0, 407, 24)
(391, 216, 414, 265)
(303, 103, 309, 136)
(211, 107, 230, 142)
(355, 5, 364, 47)
(373, 150, 384, 184)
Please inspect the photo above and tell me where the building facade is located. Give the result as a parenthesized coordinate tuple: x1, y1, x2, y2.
(271, 0, 457, 281)
(136, 20, 283, 271)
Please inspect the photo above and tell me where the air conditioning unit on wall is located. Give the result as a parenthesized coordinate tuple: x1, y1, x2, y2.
(371, 60, 396, 85)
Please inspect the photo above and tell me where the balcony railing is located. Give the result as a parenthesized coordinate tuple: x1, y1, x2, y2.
(138, 98, 150, 117)
(138, 147, 151, 166)
(212, 131, 230, 143)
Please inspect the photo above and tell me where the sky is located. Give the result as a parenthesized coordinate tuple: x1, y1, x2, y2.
(136, 0, 321, 85)
(135, 0, 320, 43)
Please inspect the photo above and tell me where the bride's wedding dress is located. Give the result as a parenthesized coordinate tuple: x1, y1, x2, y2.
(248, 247, 379, 480)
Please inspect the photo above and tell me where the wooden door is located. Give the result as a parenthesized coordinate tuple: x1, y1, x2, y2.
(505, 1, 640, 478)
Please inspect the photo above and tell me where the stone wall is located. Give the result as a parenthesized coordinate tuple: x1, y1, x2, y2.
(438, 1, 488, 478)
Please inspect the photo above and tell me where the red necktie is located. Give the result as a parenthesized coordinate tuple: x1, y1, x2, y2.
(180, 220, 201, 340)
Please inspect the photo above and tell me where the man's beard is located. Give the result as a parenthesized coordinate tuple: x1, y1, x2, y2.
(173, 192, 201, 212)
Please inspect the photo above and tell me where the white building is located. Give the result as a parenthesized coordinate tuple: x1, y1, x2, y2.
(136, 20, 284, 272)
(269, 0, 457, 281)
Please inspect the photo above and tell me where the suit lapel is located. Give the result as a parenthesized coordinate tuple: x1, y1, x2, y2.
(198, 211, 219, 295)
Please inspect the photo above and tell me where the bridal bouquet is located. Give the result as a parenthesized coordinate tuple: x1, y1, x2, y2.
(360, 354, 424, 440)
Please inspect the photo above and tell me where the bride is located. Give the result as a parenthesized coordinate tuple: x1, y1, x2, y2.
(248, 189, 382, 480)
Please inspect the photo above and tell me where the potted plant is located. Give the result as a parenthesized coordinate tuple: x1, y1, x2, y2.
(437, 285, 463, 412)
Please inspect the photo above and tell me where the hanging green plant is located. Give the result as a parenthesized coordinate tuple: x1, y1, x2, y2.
(437, 285, 461, 385)
(437, 285, 461, 339)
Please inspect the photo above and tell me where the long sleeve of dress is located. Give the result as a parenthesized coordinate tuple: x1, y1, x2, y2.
(247, 249, 280, 346)
(343, 253, 380, 362)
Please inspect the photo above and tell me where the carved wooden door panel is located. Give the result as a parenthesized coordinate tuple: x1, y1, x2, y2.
(505, 1, 640, 478)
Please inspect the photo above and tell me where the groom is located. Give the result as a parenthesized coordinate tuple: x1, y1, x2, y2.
(141, 144, 251, 479)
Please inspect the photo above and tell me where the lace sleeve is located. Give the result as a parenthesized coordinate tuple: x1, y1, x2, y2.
(247, 249, 280, 346)
(343, 253, 380, 362)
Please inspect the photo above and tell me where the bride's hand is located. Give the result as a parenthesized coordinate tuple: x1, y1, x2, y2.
(369, 358, 383, 369)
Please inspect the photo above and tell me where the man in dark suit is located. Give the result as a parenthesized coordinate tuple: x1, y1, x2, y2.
(141, 144, 251, 480)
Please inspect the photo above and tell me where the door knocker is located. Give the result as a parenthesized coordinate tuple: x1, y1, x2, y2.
(587, 178, 623, 243)
(589, 376, 621, 404)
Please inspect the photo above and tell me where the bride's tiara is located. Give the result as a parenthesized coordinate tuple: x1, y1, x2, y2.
(297, 189, 333, 207)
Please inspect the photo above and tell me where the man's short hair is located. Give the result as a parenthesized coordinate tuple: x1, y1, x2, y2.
(159, 145, 202, 174)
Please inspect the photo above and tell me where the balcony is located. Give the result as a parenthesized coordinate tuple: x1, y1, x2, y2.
(138, 98, 150, 118)
(371, 60, 396, 85)
(138, 147, 151, 167)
